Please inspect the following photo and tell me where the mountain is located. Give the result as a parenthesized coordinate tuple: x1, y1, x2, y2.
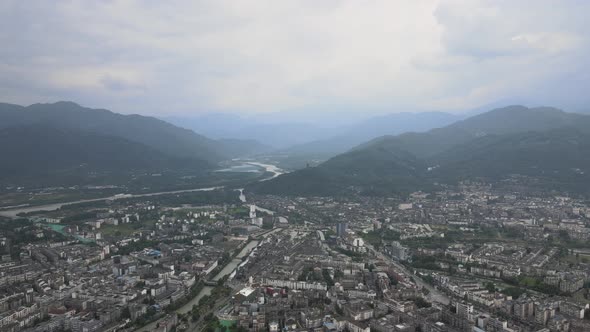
(0, 101, 279, 188)
(0, 101, 272, 161)
(167, 111, 460, 153)
(356, 105, 590, 159)
(166, 114, 332, 149)
(0, 101, 227, 161)
(280, 112, 461, 159)
(0, 126, 208, 186)
(428, 128, 590, 192)
(251, 144, 429, 196)
(216, 138, 273, 157)
(250, 106, 590, 196)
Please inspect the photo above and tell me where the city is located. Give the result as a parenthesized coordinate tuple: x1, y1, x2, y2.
(1, 180, 589, 332)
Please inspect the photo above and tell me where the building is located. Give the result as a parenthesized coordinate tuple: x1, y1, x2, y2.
(337, 223, 348, 237)
(559, 301, 585, 319)
(387, 241, 410, 261)
(455, 302, 473, 320)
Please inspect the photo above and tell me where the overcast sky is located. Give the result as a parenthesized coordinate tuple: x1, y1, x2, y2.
(1, 0, 589, 116)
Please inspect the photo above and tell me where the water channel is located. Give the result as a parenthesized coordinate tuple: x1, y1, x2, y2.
(0, 161, 284, 218)
(176, 240, 259, 315)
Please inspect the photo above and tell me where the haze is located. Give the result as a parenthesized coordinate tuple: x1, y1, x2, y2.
(1, 0, 589, 118)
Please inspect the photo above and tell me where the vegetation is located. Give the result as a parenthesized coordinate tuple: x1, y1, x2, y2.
(0, 125, 211, 187)
(323, 269, 335, 287)
(361, 229, 400, 249)
(409, 255, 455, 271)
(500, 286, 527, 299)
(412, 297, 432, 308)
(251, 106, 590, 196)
(0, 218, 68, 257)
(503, 276, 563, 296)
(0, 101, 272, 189)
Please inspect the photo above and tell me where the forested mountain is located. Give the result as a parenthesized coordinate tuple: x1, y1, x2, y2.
(250, 106, 590, 196)
(0, 101, 267, 187)
(1, 102, 221, 161)
(279, 111, 461, 160)
(0, 126, 209, 186)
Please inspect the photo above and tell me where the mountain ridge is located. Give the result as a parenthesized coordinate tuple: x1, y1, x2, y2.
(0, 125, 210, 187)
(0, 101, 270, 161)
(0, 101, 270, 187)
(250, 106, 590, 196)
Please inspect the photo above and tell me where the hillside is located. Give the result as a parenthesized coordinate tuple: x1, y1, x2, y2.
(429, 128, 590, 192)
(0, 126, 209, 186)
(355, 105, 590, 159)
(250, 106, 590, 196)
(279, 111, 461, 161)
(0, 101, 264, 162)
(0, 101, 279, 188)
(252, 145, 428, 196)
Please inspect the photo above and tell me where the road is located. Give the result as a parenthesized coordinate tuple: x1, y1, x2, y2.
(135, 240, 259, 332)
(365, 243, 450, 305)
(1, 161, 284, 331)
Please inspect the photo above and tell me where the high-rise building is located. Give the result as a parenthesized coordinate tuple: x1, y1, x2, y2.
(389, 241, 409, 261)
(249, 205, 257, 219)
(456, 302, 474, 320)
(336, 223, 348, 237)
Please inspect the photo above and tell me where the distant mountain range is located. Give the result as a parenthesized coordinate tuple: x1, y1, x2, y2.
(279, 112, 461, 158)
(168, 111, 463, 166)
(6, 101, 588, 195)
(0, 101, 268, 186)
(165, 114, 339, 149)
(249, 106, 590, 196)
(0, 101, 458, 188)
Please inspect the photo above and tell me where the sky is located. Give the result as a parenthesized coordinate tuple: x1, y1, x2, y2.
(1, 0, 589, 117)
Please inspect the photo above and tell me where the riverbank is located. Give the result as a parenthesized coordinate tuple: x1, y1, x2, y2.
(245, 162, 283, 181)
(175, 240, 259, 316)
(0, 162, 285, 219)
(0, 186, 222, 218)
(133, 239, 259, 332)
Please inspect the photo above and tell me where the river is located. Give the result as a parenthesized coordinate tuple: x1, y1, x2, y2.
(0, 162, 285, 219)
(175, 240, 259, 315)
(245, 162, 283, 181)
(0, 162, 280, 331)
(0, 187, 222, 219)
(134, 240, 260, 332)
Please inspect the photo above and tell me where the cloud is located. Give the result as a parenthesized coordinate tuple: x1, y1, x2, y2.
(0, 0, 589, 115)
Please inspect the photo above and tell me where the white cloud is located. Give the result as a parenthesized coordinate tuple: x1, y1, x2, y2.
(0, 0, 589, 115)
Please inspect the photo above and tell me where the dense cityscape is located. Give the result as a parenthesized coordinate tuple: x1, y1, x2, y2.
(1, 179, 589, 332)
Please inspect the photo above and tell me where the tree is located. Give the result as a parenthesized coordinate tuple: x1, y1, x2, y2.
(323, 269, 335, 287)
(413, 297, 432, 308)
(501, 287, 526, 299)
(191, 312, 200, 322)
(485, 282, 496, 293)
(146, 306, 157, 317)
(121, 307, 131, 319)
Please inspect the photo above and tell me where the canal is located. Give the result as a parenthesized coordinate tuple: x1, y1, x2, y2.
(175, 240, 259, 315)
